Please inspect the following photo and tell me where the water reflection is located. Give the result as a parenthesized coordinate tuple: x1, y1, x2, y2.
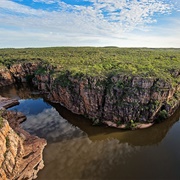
(0, 84, 39, 100)
(8, 98, 86, 142)
(51, 101, 180, 146)
(1, 84, 180, 146)
(9, 99, 51, 115)
(37, 135, 180, 180)
(1, 84, 180, 179)
(21, 107, 86, 142)
(38, 138, 140, 180)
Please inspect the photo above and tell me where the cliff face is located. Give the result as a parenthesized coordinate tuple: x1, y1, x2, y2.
(10, 62, 40, 83)
(35, 72, 179, 126)
(0, 62, 40, 87)
(0, 98, 47, 180)
(0, 68, 14, 87)
(0, 62, 179, 127)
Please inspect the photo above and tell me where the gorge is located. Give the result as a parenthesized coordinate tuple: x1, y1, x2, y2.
(0, 83, 180, 180)
(0, 47, 179, 179)
(0, 59, 179, 129)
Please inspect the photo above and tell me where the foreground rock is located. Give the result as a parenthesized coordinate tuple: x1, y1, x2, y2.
(0, 96, 19, 109)
(0, 97, 47, 180)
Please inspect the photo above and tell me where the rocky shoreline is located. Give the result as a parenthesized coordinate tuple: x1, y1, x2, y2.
(0, 96, 47, 180)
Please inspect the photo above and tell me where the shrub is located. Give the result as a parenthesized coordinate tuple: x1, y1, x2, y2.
(6, 137, 10, 148)
(159, 110, 168, 119)
(156, 109, 168, 123)
(125, 120, 137, 129)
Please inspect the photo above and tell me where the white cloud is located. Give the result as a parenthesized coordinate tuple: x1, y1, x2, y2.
(0, 0, 179, 47)
(0, 0, 173, 31)
(33, 0, 57, 4)
(1, 26, 179, 48)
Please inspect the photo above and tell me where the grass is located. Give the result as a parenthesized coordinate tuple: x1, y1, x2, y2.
(0, 47, 179, 86)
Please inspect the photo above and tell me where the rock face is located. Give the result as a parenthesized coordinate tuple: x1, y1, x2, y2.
(0, 67, 14, 87)
(34, 71, 180, 126)
(0, 98, 47, 180)
(0, 62, 180, 127)
(9, 62, 40, 83)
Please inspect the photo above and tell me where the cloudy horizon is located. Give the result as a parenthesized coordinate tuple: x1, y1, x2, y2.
(0, 0, 180, 48)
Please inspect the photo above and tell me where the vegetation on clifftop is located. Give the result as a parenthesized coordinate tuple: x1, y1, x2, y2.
(0, 47, 179, 85)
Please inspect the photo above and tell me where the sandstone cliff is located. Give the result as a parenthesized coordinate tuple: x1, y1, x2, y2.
(33, 70, 180, 128)
(0, 62, 179, 129)
(0, 67, 14, 87)
(9, 62, 40, 83)
(0, 97, 46, 180)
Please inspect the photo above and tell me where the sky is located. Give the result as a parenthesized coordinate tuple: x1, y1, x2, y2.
(0, 0, 180, 48)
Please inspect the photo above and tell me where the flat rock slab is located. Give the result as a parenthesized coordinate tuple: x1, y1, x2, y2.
(0, 96, 19, 109)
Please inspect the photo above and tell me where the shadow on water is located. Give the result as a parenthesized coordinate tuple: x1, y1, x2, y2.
(50, 101, 180, 146)
(0, 83, 42, 100)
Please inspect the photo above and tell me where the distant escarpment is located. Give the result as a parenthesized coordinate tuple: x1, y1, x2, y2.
(0, 61, 179, 129)
(0, 97, 46, 180)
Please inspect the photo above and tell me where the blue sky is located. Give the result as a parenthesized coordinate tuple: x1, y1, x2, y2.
(0, 0, 179, 48)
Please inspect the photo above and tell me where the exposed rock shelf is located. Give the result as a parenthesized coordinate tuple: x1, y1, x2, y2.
(0, 96, 19, 109)
(0, 97, 47, 180)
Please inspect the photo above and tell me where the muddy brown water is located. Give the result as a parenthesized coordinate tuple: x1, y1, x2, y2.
(1, 84, 180, 180)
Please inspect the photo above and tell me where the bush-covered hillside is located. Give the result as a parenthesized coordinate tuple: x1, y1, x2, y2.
(0, 47, 179, 85)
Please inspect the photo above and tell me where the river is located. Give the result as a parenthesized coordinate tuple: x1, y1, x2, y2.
(1, 84, 180, 180)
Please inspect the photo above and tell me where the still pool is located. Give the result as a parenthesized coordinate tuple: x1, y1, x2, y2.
(1, 84, 180, 180)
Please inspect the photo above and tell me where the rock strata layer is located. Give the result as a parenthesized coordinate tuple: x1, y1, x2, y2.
(0, 97, 47, 180)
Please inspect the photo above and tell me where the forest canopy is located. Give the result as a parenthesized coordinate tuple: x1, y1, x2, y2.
(0, 47, 179, 85)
